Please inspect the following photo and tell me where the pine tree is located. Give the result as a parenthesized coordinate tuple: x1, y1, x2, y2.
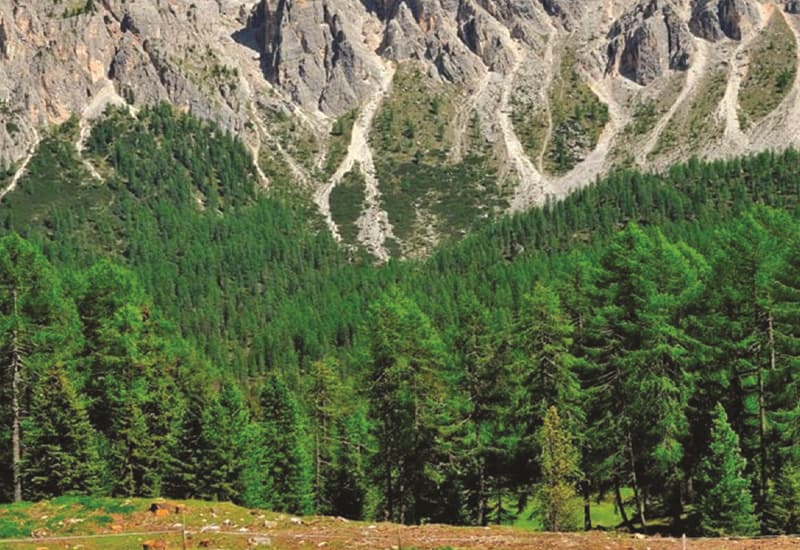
(588, 225, 703, 526)
(514, 282, 584, 455)
(367, 287, 450, 524)
(201, 383, 252, 502)
(89, 304, 184, 497)
(0, 234, 80, 501)
(451, 295, 517, 525)
(763, 222, 800, 532)
(22, 364, 101, 500)
(697, 403, 759, 536)
(307, 357, 343, 514)
(761, 463, 800, 534)
(537, 406, 580, 532)
(257, 373, 313, 515)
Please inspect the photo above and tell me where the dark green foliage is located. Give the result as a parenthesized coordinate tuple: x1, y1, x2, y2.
(697, 404, 759, 536)
(329, 169, 367, 246)
(255, 374, 314, 515)
(22, 364, 101, 500)
(367, 288, 452, 524)
(8, 105, 800, 536)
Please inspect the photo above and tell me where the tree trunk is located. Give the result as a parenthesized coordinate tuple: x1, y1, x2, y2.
(11, 288, 22, 503)
(581, 480, 592, 531)
(314, 430, 321, 513)
(757, 364, 767, 506)
(385, 458, 393, 522)
(615, 483, 631, 529)
(670, 479, 683, 528)
(477, 458, 487, 526)
(627, 431, 647, 528)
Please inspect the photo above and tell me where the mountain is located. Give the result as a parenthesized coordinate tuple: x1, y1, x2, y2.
(2, 0, 800, 256)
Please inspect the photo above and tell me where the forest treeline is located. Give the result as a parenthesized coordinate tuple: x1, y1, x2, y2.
(1, 105, 800, 536)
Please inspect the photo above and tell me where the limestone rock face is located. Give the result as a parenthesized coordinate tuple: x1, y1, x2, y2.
(689, 0, 760, 41)
(252, 0, 385, 114)
(1, 0, 800, 250)
(606, 0, 693, 85)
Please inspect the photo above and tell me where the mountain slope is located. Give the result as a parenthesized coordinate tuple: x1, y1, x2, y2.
(2, 0, 800, 256)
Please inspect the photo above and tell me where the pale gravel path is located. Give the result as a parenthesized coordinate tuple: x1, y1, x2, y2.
(502, 40, 546, 212)
(314, 60, 396, 260)
(536, 32, 556, 172)
(548, 74, 629, 200)
(0, 128, 40, 204)
(76, 78, 129, 182)
(717, 2, 773, 152)
(448, 69, 491, 163)
(637, 38, 710, 165)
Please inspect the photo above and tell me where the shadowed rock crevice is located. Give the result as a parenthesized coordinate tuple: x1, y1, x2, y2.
(689, 0, 758, 41)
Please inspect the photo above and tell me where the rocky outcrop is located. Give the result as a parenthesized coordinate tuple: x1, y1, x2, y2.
(380, 0, 484, 81)
(455, 1, 515, 73)
(537, 0, 581, 29)
(606, 0, 693, 85)
(689, 0, 759, 41)
(785, 1, 800, 14)
(0, 17, 9, 60)
(251, 0, 383, 114)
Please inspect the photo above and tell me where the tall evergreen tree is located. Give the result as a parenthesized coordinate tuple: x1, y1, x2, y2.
(22, 364, 101, 500)
(0, 234, 80, 501)
(367, 287, 450, 524)
(451, 295, 517, 525)
(514, 282, 584, 456)
(697, 403, 758, 536)
(588, 225, 703, 527)
(536, 406, 580, 532)
(89, 304, 184, 497)
(256, 373, 313, 515)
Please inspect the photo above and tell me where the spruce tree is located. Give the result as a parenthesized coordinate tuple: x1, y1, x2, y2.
(367, 287, 450, 524)
(697, 403, 759, 536)
(514, 282, 584, 454)
(452, 295, 517, 525)
(537, 406, 580, 532)
(257, 374, 313, 515)
(0, 234, 80, 501)
(22, 364, 101, 500)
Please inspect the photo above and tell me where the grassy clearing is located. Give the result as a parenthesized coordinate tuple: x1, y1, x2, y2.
(510, 95, 549, 167)
(512, 488, 633, 531)
(738, 11, 797, 128)
(0, 497, 793, 550)
(513, 50, 609, 175)
(652, 67, 727, 158)
(370, 63, 458, 165)
(329, 167, 367, 244)
(0, 498, 282, 550)
(0, 496, 136, 539)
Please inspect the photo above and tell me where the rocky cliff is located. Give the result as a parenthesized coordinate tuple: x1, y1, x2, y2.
(1, 0, 800, 258)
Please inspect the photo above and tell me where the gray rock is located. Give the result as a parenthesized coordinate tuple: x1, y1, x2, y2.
(606, 0, 692, 85)
(251, 0, 382, 115)
(0, 17, 9, 59)
(785, 1, 800, 14)
(689, 0, 758, 41)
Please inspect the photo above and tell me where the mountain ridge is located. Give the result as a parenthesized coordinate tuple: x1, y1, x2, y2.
(2, 0, 800, 256)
